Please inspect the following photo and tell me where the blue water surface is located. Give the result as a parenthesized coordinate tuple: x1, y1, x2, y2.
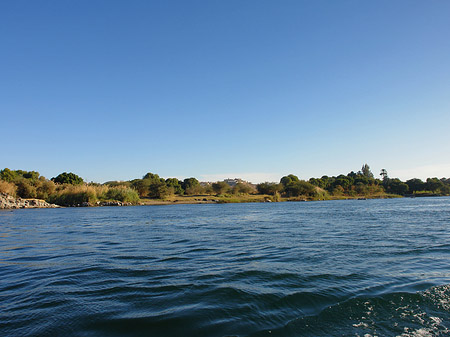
(1, 197, 449, 336)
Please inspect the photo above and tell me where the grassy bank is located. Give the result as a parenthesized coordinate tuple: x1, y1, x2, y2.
(139, 192, 403, 206)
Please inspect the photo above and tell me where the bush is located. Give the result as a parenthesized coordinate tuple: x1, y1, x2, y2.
(48, 185, 97, 206)
(105, 187, 140, 204)
(0, 180, 17, 196)
(48, 184, 140, 206)
(36, 180, 56, 200)
(16, 179, 37, 198)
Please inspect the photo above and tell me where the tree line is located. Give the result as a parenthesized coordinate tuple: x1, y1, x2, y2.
(1, 165, 449, 206)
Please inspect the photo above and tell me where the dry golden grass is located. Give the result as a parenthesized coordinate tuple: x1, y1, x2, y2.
(0, 180, 17, 196)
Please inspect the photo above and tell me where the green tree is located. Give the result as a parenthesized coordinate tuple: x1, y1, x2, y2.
(149, 180, 171, 199)
(385, 178, 409, 195)
(143, 172, 161, 180)
(256, 182, 282, 195)
(0, 168, 18, 182)
(182, 178, 203, 195)
(284, 180, 316, 197)
(130, 179, 151, 197)
(333, 175, 353, 191)
(380, 169, 388, 181)
(52, 172, 84, 185)
(360, 164, 374, 179)
(212, 181, 231, 195)
(232, 182, 254, 195)
(280, 174, 300, 187)
(0, 168, 41, 182)
(309, 176, 332, 190)
(405, 178, 424, 194)
(426, 178, 444, 193)
(354, 175, 370, 185)
(165, 178, 184, 195)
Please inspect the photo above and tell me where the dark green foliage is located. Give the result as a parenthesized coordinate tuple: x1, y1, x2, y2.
(165, 178, 184, 195)
(130, 179, 151, 197)
(212, 181, 231, 195)
(182, 178, 203, 195)
(256, 182, 282, 195)
(0, 168, 17, 182)
(232, 182, 254, 195)
(148, 180, 171, 199)
(0, 168, 40, 182)
(380, 169, 388, 181)
(426, 178, 444, 193)
(360, 164, 374, 179)
(280, 174, 300, 187)
(384, 178, 409, 195)
(309, 176, 332, 189)
(284, 180, 316, 197)
(406, 178, 425, 193)
(280, 174, 316, 197)
(353, 175, 370, 185)
(143, 172, 161, 180)
(182, 178, 199, 190)
(333, 175, 353, 191)
(52, 172, 84, 185)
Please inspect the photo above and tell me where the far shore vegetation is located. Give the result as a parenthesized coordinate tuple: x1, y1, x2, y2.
(1, 165, 449, 207)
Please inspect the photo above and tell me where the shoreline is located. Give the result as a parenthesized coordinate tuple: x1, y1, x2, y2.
(2, 192, 446, 210)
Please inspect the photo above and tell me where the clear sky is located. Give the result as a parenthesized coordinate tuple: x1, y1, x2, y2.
(1, 1, 450, 183)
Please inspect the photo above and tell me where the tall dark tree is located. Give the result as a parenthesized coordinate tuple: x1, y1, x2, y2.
(380, 169, 388, 181)
(360, 164, 374, 179)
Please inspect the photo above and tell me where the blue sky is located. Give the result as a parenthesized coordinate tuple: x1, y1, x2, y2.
(1, 1, 449, 183)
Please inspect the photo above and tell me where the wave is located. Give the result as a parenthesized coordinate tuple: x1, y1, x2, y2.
(252, 284, 450, 337)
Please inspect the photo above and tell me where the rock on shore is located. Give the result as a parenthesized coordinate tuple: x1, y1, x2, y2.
(0, 193, 60, 209)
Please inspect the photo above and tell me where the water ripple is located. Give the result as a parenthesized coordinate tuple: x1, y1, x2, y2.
(1, 197, 450, 336)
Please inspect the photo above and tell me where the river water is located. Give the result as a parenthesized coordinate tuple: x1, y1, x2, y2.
(1, 197, 449, 336)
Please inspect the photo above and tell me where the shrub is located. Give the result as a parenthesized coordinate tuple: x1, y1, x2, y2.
(36, 180, 56, 200)
(48, 184, 140, 206)
(105, 187, 140, 204)
(16, 179, 37, 198)
(48, 185, 96, 206)
(0, 180, 17, 196)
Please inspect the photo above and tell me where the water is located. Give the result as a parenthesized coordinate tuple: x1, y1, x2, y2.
(1, 197, 449, 336)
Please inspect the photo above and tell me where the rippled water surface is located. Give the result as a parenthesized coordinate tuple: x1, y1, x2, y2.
(1, 197, 450, 336)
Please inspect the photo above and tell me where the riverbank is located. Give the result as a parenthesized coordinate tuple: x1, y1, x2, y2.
(0, 192, 409, 209)
(139, 192, 402, 205)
